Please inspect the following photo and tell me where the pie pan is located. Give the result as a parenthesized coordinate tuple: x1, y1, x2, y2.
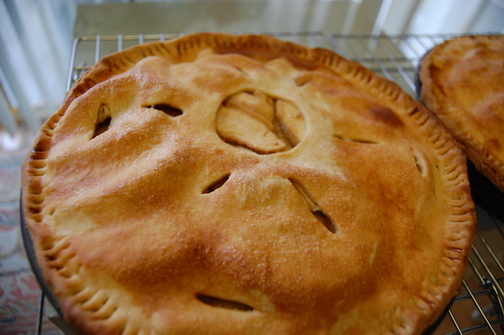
(20, 195, 63, 316)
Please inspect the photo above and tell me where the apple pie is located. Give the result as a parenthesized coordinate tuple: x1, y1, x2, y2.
(418, 34, 504, 192)
(22, 33, 476, 334)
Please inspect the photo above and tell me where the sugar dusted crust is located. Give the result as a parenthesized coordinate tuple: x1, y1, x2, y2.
(419, 34, 504, 192)
(22, 33, 476, 334)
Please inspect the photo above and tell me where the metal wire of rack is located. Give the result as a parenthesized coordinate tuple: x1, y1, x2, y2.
(34, 31, 503, 335)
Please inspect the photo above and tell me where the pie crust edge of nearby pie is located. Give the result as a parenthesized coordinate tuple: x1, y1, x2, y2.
(21, 32, 477, 335)
(418, 34, 504, 192)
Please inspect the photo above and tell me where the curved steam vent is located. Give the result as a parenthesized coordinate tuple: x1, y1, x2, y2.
(196, 294, 254, 312)
(289, 178, 337, 234)
(92, 104, 112, 139)
(202, 174, 231, 194)
(144, 103, 183, 117)
(216, 91, 306, 154)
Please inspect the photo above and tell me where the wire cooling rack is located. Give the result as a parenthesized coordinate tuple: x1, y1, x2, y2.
(66, 31, 461, 98)
(33, 31, 503, 335)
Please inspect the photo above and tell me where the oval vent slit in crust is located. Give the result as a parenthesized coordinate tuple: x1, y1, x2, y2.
(203, 174, 230, 194)
(313, 210, 337, 234)
(93, 116, 111, 139)
(145, 104, 183, 117)
(333, 134, 378, 145)
(411, 148, 426, 175)
(92, 104, 112, 139)
(289, 178, 337, 233)
(196, 294, 254, 312)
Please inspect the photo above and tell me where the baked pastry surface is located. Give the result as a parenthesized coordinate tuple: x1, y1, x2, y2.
(22, 33, 476, 335)
(418, 34, 504, 192)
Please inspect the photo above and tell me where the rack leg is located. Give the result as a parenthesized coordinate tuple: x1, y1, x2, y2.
(35, 290, 45, 335)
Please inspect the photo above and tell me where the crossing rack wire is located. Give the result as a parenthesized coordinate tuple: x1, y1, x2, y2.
(34, 31, 504, 334)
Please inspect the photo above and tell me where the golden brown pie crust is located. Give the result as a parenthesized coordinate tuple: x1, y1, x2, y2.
(22, 33, 476, 334)
(419, 34, 504, 192)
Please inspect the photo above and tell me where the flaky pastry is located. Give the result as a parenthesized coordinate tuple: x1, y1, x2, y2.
(22, 33, 476, 335)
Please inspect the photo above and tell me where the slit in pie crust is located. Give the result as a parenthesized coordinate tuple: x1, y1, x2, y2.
(22, 33, 476, 335)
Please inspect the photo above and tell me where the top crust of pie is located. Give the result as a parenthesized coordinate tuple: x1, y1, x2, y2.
(22, 33, 476, 335)
(419, 34, 504, 192)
